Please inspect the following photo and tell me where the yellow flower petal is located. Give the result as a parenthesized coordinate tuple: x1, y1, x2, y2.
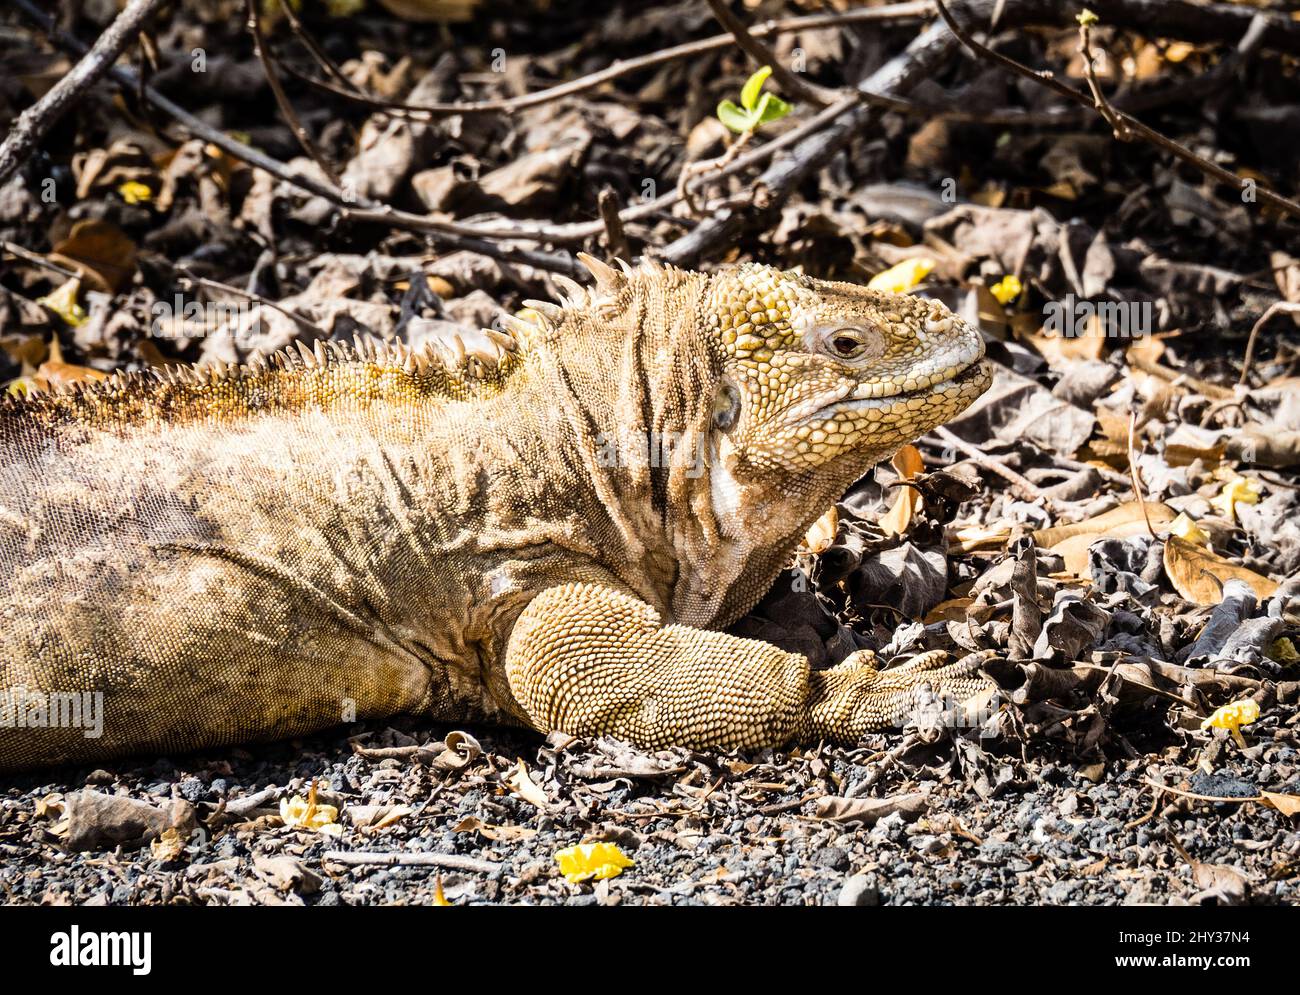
(866, 258, 934, 295)
(36, 277, 87, 328)
(1167, 512, 1209, 547)
(989, 274, 1022, 305)
(554, 842, 634, 883)
(1212, 476, 1262, 521)
(279, 789, 343, 835)
(117, 180, 153, 205)
(1201, 698, 1260, 748)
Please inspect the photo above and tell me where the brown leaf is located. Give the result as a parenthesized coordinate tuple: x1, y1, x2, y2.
(47, 219, 137, 294)
(1163, 536, 1279, 606)
(1260, 791, 1300, 817)
(813, 792, 929, 825)
(803, 505, 838, 554)
(1036, 500, 1175, 575)
(505, 759, 550, 809)
(879, 444, 923, 537)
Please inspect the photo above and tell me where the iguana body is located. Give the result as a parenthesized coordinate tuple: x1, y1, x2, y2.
(0, 259, 991, 772)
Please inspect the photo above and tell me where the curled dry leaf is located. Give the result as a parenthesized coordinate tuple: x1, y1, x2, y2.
(505, 759, 550, 809)
(803, 505, 839, 554)
(879, 444, 924, 538)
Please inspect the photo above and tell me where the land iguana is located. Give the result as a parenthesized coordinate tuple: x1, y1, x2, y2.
(0, 258, 993, 772)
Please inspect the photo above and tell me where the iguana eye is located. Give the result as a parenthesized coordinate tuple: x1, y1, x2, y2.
(826, 326, 869, 360)
(712, 381, 741, 431)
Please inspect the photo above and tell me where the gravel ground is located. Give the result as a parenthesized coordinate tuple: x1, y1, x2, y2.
(3, 693, 1296, 906)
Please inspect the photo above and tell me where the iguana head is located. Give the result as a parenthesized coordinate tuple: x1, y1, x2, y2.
(553, 257, 991, 626)
(701, 262, 990, 521)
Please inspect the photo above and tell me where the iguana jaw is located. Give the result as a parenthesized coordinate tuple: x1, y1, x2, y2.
(792, 356, 991, 424)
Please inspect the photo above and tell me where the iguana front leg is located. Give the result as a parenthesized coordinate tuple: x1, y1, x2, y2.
(504, 583, 994, 750)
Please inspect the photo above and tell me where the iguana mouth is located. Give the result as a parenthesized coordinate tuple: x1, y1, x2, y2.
(801, 358, 991, 423)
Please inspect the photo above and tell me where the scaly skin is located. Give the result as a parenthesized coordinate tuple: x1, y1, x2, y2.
(0, 258, 991, 771)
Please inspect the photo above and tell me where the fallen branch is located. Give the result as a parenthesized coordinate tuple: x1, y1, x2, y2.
(9, 0, 583, 279)
(283, 2, 934, 120)
(935, 0, 1300, 221)
(321, 850, 501, 874)
(0, 0, 169, 186)
(656, 19, 960, 267)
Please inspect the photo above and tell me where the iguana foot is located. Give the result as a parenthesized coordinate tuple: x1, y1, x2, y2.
(503, 582, 998, 751)
(805, 649, 999, 741)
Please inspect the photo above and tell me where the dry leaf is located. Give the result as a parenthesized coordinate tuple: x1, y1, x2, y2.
(1260, 792, 1300, 817)
(1164, 537, 1278, 605)
(47, 219, 137, 294)
(879, 444, 923, 537)
(803, 505, 838, 553)
(505, 759, 550, 809)
(150, 826, 186, 862)
(923, 597, 973, 624)
(1035, 501, 1175, 575)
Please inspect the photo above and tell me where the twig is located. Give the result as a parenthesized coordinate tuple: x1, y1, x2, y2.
(1143, 777, 1262, 805)
(934, 426, 1047, 503)
(657, 19, 959, 267)
(277, 0, 367, 98)
(677, 128, 754, 217)
(933, 0, 1300, 221)
(1123, 787, 1160, 830)
(1076, 13, 1130, 139)
(321, 850, 501, 874)
(2, 240, 79, 280)
(347, 93, 864, 246)
(173, 265, 329, 340)
(703, 0, 836, 108)
(1239, 301, 1300, 385)
(0, 0, 169, 186)
(1127, 409, 1157, 538)
(284, 2, 934, 120)
(245, 0, 342, 189)
(8, 0, 582, 279)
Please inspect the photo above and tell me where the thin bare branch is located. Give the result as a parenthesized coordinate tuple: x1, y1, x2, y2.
(246, 0, 342, 190)
(703, 0, 837, 108)
(0, 0, 169, 185)
(1240, 301, 1300, 386)
(933, 0, 1300, 221)
(283, 2, 933, 120)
